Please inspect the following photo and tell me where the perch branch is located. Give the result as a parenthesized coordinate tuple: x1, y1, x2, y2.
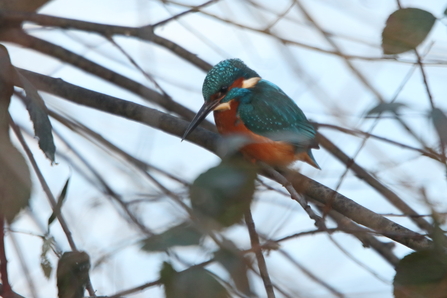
(15, 69, 432, 251)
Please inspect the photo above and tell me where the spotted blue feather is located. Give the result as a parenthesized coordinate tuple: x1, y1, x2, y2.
(202, 59, 258, 101)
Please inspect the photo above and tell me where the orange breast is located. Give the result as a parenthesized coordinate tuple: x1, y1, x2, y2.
(213, 100, 297, 166)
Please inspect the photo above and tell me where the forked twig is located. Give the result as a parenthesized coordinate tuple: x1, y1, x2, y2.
(260, 165, 326, 230)
(9, 119, 96, 297)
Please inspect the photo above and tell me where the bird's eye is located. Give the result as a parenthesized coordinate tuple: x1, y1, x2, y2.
(216, 86, 228, 98)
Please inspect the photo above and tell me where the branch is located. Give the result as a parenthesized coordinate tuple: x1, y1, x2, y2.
(50, 126, 154, 237)
(0, 11, 212, 71)
(9, 119, 97, 297)
(0, 217, 12, 298)
(260, 165, 326, 230)
(281, 168, 431, 251)
(17, 69, 219, 152)
(245, 209, 275, 298)
(152, 0, 219, 27)
(279, 249, 344, 297)
(48, 110, 189, 186)
(294, 0, 430, 149)
(257, 181, 399, 265)
(9, 120, 78, 250)
(315, 122, 442, 162)
(0, 28, 215, 132)
(317, 132, 434, 233)
(8, 230, 38, 297)
(0, 284, 26, 298)
(315, 202, 399, 266)
(16, 69, 432, 251)
(107, 279, 161, 298)
(414, 50, 446, 167)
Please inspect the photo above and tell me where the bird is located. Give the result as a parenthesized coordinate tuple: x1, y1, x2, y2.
(182, 58, 320, 169)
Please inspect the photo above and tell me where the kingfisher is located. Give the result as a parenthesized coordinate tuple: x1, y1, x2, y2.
(182, 58, 320, 169)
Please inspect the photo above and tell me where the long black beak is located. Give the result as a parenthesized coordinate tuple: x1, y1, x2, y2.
(182, 100, 221, 141)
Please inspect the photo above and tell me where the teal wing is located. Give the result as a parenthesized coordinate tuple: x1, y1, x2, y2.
(237, 80, 318, 150)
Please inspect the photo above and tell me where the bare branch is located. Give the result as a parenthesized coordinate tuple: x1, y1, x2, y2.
(2, 29, 216, 131)
(108, 279, 161, 298)
(317, 132, 434, 233)
(260, 165, 326, 230)
(153, 0, 220, 28)
(16, 69, 432, 251)
(9, 119, 97, 297)
(245, 209, 275, 298)
(0, 11, 213, 71)
(294, 0, 430, 149)
(279, 249, 344, 297)
(281, 168, 431, 251)
(315, 122, 442, 162)
(0, 218, 12, 298)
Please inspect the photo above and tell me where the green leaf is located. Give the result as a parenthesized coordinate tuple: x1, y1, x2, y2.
(366, 102, 407, 115)
(15, 70, 56, 162)
(394, 249, 447, 298)
(382, 8, 436, 55)
(430, 108, 447, 148)
(48, 178, 70, 228)
(214, 241, 252, 296)
(57, 251, 90, 298)
(40, 255, 53, 279)
(189, 158, 257, 229)
(159, 262, 230, 298)
(140, 222, 203, 252)
(40, 236, 55, 279)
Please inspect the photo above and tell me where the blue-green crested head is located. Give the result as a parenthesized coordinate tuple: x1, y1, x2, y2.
(202, 58, 259, 101)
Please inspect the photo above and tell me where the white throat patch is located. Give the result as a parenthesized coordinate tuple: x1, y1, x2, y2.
(241, 77, 261, 88)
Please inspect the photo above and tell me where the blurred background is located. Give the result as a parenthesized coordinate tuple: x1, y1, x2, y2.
(2, 0, 447, 297)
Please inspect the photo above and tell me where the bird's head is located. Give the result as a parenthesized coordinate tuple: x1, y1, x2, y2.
(182, 58, 260, 140)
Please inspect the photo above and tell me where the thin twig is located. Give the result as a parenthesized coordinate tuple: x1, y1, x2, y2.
(50, 127, 154, 237)
(279, 249, 344, 297)
(320, 56, 424, 218)
(0, 11, 213, 71)
(317, 132, 434, 233)
(48, 110, 189, 186)
(3, 10, 447, 67)
(153, 0, 219, 27)
(245, 209, 275, 298)
(2, 28, 215, 131)
(15, 69, 432, 251)
(328, 235, 389, 283)
(282, 168, 431, 251)
(108, 279, 161, 298)
(264, 1, 296, 30)
(260, 165, 326, 230)
(106, 36, 169, 96)
(414, 49, 435, 117)
(9, 120, 77, 249)
(0, 217, 12, 298)
(415, 50, 447, 168)
(9, 119, 97, 297)
(314, 202, 399, 266)
(50, 113, 256, 297)
(8, 232, 38, 298)
(315, 122, 442, 162)
(294, 0, 430, 149)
